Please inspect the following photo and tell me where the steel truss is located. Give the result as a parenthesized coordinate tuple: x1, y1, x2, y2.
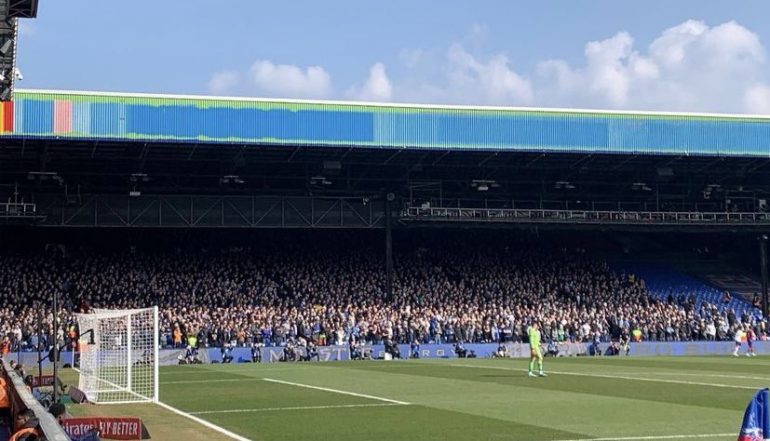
(31, 194, 385, 228)
(8, 195, 770, 230)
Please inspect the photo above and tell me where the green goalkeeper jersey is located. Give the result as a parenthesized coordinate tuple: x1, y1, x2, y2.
(528, 327, 541, 349)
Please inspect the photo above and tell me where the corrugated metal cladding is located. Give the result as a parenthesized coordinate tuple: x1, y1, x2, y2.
(2, 90, 769, 157)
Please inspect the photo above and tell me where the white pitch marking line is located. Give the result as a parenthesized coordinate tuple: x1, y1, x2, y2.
(551, 433, 734, 441)
(190, 403, 400, 415)
(165, 378, 262, 384)
(156, 401, 252, 441)
(618, 372, 770, 382)
(450, 364, 759, 390)
(262, 378, 411, 405)
(74, 368, 252, 440)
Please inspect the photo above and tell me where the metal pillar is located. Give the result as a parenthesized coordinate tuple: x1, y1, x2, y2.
(36, 314, 43, 388)
(385, 198, 393, 301)
(761, 234, 768, 318)
(52, 287, 59, 403)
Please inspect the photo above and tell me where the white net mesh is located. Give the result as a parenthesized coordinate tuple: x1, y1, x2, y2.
(75, 307, 159, 404)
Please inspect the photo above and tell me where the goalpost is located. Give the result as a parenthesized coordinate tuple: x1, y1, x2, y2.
(75, 307, 159, 404)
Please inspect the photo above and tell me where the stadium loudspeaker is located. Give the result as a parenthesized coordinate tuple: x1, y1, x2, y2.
(0, 39, 13, 57)
(323, 160, 342, 171)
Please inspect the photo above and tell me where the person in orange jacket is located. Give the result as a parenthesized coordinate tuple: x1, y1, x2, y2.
(0, 377, 10, 409)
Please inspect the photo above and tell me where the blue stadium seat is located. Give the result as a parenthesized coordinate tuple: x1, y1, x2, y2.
(614, 263, 759, 319)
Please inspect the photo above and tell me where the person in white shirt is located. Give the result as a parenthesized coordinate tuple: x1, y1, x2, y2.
(732, 326, 744, 357)
(705, 321, 716, 341)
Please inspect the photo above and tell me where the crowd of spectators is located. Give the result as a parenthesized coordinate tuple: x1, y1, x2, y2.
(0, 233, 765, 356)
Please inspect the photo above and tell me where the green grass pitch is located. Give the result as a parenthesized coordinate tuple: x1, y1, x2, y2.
(65, 356, 769, 440)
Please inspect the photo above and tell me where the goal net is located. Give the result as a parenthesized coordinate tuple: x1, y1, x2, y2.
(75, 307, 159, 404)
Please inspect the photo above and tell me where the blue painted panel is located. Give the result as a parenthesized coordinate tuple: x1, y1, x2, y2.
(123, 105, 376, 143)
(20, 99, 53, 134)
(89, 103, 122, 136)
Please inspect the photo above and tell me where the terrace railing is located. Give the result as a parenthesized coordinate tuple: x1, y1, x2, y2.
(403, 206, 770, 226)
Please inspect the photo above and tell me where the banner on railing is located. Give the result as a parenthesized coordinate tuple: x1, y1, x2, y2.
(62, 417, 150, 440)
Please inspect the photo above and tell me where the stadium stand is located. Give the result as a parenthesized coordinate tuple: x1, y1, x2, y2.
(615, 263, 757, 316)
(0, 231, 766, 358)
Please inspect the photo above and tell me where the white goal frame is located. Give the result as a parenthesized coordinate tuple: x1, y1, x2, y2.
(75, 306, 159, 404)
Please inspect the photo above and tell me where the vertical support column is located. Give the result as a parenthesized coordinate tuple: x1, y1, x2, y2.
(36, 314, 43, 391)
(52, 288, 58, 403)
(385, 197, 394, 301)
(153, 306, 160, 403)
(761, 234, 768, 318)
(126, 315, 132, 392)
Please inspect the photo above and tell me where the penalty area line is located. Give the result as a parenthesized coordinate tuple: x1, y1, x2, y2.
(73, 367, 252, 440)
(262, 378, 411, 405)
(190, 403, 400, 415)
(156, 401, 252, 441)
(448, 363, 758, 390)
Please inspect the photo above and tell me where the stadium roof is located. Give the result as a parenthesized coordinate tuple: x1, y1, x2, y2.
(2, 89, 769, 157)
(7, 0, 38, 18)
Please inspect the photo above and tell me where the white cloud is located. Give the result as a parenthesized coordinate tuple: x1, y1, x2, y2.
(207, 71, 240, 95)
(535, 20, 768, 112)
(209, 20, 770, 113)
(744, 84, 770, 114)
(346, 62, 393, 101)
(249, 60, 332, 99)
(438, 43, 533, 105)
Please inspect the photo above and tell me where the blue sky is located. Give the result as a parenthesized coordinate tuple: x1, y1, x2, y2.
(16, 1, 770, 113)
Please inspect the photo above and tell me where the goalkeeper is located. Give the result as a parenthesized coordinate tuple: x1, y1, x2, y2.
(527, 323, 547, 377)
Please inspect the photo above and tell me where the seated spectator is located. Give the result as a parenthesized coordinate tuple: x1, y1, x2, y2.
(251, 343, 262, 363)
(350, 339, 362, 361)
(304, 341, 319, 362)
(493, 343, 509, 358)
(10, 409, 39, 441)
(454, 342, 467, 358)
(0, 337, 9, 357)
(591, 331, 602, 357)
(546, 340, 559, 357)
(22, 376, 33, 394)
(221, 344, 233, 364)
(410, 340, 420, 359)
(48, 403, 72, 422)
(0, 377, 10, 424)
(281, 343, 298, 362)
(384, 339, 400, 359)
(179, 346, 200, 364)
(606, 341, 620, 356)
